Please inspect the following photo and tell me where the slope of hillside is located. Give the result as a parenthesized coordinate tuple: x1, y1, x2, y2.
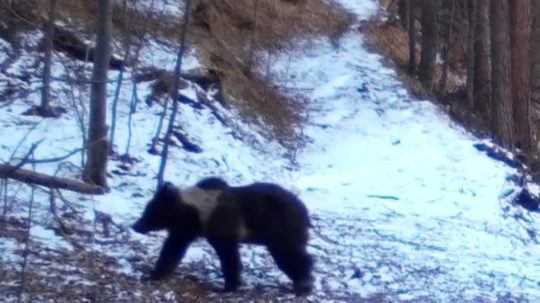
(1, 0, 539, 302)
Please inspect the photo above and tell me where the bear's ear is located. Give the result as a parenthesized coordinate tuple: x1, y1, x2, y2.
(162, 181, 175, 190)
(196, 177, 228, 190)
(159, 182, 179, 199)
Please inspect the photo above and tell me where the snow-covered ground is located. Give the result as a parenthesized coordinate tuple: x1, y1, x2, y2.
(1, 0, 540, 302)
(279, 0, 540, 301)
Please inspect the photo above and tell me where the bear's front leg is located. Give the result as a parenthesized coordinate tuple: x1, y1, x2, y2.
(208, 238, 242, 292)
(150, 234, 195, 280)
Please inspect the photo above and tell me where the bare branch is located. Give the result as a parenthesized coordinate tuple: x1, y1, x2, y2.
(0, 164, 106, 194)
(8, 139, 45, 173)
(25, 147, 84, 165)
(7, 122, 42, 163)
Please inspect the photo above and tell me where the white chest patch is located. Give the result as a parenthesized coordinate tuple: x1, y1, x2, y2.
(180, 186, 221, 224)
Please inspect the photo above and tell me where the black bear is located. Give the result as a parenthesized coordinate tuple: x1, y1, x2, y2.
(132, 177, 314, 295)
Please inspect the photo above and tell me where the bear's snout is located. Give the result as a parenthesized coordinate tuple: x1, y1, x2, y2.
(132, 220, 149, 234)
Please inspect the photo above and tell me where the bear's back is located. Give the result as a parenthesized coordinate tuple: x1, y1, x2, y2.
(224, 183, 310, 243)
(181, 186, 222, 225)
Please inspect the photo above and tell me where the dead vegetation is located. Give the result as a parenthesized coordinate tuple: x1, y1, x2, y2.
(189, 0, 353, 148)
(363, 0, 467, 99)
(0, 0, 353, 151)
(362, 1, 491, 137)
(363, 19, 465, 100)
(362, 19, 431, 99)
(0, 207, 211, 303)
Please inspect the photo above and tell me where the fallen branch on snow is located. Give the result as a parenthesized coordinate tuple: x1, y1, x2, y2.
(0, 164, 105, 195)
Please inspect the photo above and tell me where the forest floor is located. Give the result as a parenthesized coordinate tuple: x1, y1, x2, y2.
(1, 0, 539, 302)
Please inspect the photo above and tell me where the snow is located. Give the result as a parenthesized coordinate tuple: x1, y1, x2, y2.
(1, 0, 539, 301)
(133, 0, 184, 17)
(138, 41, 200, 72)
(268, 0, 539, 300)
(30, 225, 72, 251)
(338, 0, 379, 20)
(0, 238, 22, 264)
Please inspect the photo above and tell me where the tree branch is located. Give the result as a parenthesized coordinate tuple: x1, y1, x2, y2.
(0, 164, 105, 194)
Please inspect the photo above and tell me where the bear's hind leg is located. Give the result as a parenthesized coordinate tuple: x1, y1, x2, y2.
(268, 244, 314, 296)
(208, 238, 242, 292)
(151, 234, 195, 280)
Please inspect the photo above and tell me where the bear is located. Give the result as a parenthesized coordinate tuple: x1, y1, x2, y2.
(132, 177, 314, 295)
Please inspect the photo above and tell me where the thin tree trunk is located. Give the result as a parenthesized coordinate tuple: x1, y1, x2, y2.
(247, 0, 259, 68)
(419, 0, 439, 88)
(490, 0, 514, 148)
(532, 0, 540, 153)
(109, 46, 131, 155)
(40, 0, 57, 113)
(398, 0, 409, 29)
(126, 81, 138, 155)
(511, 0, 532, 154)
(83, 0, 112, 187)
(125, 41, 145, 156)
(438, 0, 455, 93)
(150, 98, 169, 154)
(466, 0, 476, 108)
(110, 0, 132, 154)
(407, 0, 417, 73)
(156, 0, 193, 188)
(474, 0, 491, 122)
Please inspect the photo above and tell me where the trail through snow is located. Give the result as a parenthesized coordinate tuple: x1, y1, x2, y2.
(273, 0, 540, 301)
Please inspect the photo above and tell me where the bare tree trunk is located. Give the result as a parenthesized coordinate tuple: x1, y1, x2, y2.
(466, 0, 476, 108)
(474, 0, 491, 122)
(398, 0, 409, 29)
(532, 0, 540, 153)
(150, 98, 169, 154)
(438, 0, 455, 93)
(83, 0, 112, 187)
(156, 0, 193, 188)
(40, 0, 57, 114)
(125, 81, 138, 156)
(247, 0, 259, 69)
(511, 0, 533, 154)
(490, 0, 514, 148)
(109, 0, 130, 154)
(419, 0, 440, 89)
(109, 52, 126, 154)
(407, 0, 417, 73)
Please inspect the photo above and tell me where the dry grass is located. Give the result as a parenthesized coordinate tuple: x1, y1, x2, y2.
(366, 0, 468, 96)
(1, 0, 353, 151)
(362, 19, 431, 99)
(363, 19, 465, 99)
(190, 0, 354, 148)
(362, 4, 492, 138)
(193, 0, 352, 52)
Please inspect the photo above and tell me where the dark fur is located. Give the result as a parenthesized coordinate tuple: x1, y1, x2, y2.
(132, 177, 314, 295)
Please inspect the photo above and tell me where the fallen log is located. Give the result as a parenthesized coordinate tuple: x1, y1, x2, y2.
(0, 164, 106, 195)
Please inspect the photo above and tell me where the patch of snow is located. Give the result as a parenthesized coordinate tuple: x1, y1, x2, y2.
(266, 0, 540, 300)
(30, 225, 73, 251)
(134, 0, 184, 17)
(138, 40, 200, 72)
(0, 238, 22, 264)
(338, 0, 378, 21)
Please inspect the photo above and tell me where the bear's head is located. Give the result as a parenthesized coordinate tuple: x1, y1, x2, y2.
(132, 182, 181, 234)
